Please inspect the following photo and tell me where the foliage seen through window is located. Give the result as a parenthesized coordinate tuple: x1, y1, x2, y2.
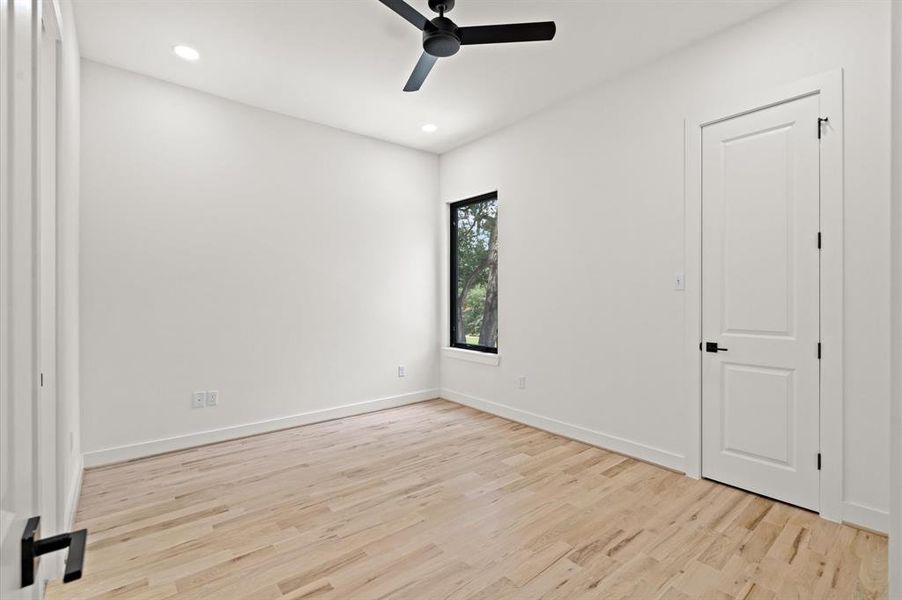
(450, 194, 498, 352)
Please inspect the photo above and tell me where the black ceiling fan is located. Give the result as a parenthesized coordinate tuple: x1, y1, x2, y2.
(378, 0, 556, 92)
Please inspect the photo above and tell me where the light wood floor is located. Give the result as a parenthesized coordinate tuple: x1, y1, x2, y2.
(49, 400, 887, 600)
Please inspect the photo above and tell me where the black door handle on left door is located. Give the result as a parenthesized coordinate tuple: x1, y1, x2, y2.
(21, 515, 87, 587)
(705, 342, 728, 353)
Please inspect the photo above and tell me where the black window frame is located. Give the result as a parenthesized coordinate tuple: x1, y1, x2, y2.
(449, 191, 498, 354)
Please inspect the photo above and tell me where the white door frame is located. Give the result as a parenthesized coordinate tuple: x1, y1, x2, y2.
(684, 69, 844, 522)
(0, 0, 64, 594)
(35, 0, 64, 583)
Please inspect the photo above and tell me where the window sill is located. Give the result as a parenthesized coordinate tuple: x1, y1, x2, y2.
(441, 347, 500, 366)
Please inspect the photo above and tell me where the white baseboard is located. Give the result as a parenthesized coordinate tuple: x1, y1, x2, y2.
(64, 454, 84, 529)
(83, 389, 439, 468)
(441, 388, 686, 473)
(842, 501, 889, 535)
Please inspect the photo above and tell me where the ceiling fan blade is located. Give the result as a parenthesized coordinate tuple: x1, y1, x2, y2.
(459, 22, 556, 45)
(378, 0, 431, 31)
(403, 52, 438, 92)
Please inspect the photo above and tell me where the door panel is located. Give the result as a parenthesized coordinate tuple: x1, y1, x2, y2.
(722, 364, 793, 466)
(702, 93, 820, 511)
(722, 124, 794, 336)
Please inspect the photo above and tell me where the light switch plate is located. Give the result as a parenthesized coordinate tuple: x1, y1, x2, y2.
(192, 392, 206, 409)
(673, 272, 685, 291)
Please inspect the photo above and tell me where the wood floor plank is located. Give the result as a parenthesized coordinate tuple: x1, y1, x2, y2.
(48, 400, 887, 599)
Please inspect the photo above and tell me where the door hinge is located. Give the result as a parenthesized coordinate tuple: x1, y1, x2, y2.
(817, 342, 822, 359)
(817, 117, 829, 139)
(817, 231, 822, 249)
(40, 372, 43, 387)
(817, 453, 821, 470)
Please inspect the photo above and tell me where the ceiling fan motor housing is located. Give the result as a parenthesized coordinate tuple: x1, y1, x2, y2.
(423, 16, 460, 57)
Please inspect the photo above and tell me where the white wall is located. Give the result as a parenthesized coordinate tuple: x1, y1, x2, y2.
(79, 61, 440, 464)
(57, 0, 82, 529)
(439, 0, 892, 532)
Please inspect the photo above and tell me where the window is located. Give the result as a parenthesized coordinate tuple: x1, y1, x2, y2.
(450, 192, 498, 353)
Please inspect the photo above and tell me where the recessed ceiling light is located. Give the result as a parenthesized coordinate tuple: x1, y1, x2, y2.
(421, 123, 438, 133)
(173, 45, 200, 62)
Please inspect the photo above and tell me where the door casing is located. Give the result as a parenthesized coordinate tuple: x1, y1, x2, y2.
(684, 70, 844, 523)
(36, 0, 64, 584)
(0, 0, 64, 596)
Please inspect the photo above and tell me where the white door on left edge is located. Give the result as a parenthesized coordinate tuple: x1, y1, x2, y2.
(1, 0, 42, 597)
(701, 93, 820, 511)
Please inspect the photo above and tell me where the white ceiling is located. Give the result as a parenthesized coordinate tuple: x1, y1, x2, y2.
(73, 0, 784, 153)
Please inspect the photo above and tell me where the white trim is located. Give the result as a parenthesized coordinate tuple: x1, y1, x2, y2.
(83, 389, 438, 467)
(36, 0, 60, 535)
(64, 454, 83, 530)
(441, 388, 686, 473)
(441, 347, 500, 366)
(684, 70, 844, 522)
(842, 501, 889, 535)
(889, 0, 902, 592)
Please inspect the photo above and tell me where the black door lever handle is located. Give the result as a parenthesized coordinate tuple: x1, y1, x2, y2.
(21, 516, 88, 587)
(705, 342, 728, 353)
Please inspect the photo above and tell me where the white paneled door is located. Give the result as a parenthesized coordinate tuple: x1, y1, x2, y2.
(701, 94, 821, 511)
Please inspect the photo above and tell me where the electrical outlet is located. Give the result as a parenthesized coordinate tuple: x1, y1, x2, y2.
(398, 365, 406, 378)
(192, 391, 206, 409)
(517, 376, 526, 390)
(206, 390, 219, 407)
